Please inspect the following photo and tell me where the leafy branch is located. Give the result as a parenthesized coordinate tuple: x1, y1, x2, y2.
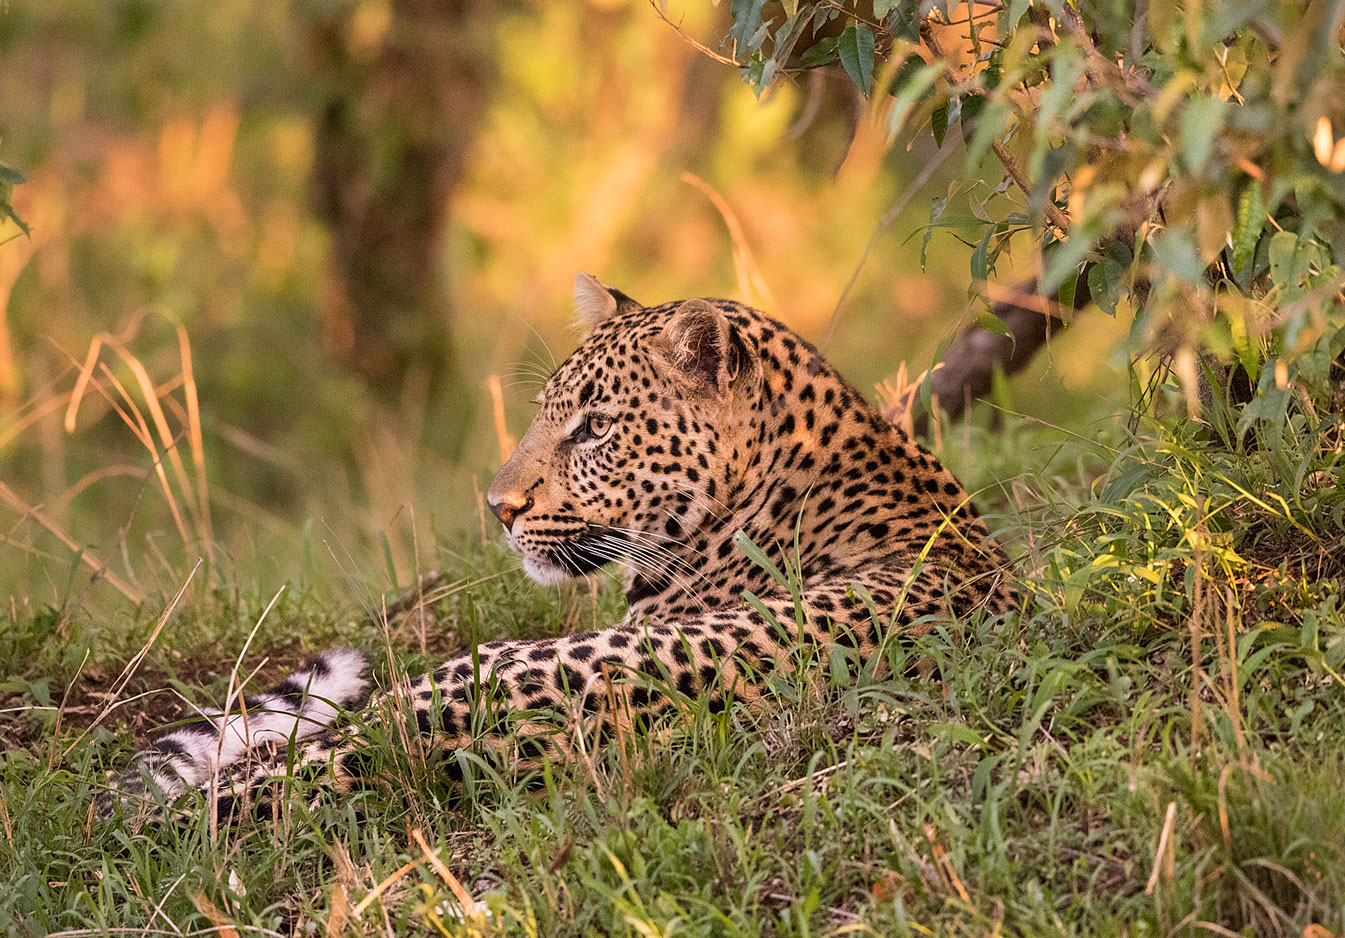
(715, 0, 1345, 423)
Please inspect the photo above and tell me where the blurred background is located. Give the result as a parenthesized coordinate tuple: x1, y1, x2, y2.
(0, 0, 1129, 607)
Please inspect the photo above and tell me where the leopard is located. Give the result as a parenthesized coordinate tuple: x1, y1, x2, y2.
(96, 274, 1015, 825)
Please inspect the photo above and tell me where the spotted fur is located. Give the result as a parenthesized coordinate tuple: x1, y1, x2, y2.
(97, 276, 1014, 824)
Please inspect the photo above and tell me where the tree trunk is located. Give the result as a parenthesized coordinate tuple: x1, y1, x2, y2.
(911, 273, 1093, 435)
(306, 0, 495, 411)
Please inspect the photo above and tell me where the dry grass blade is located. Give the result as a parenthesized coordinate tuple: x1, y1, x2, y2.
(65, 334, 106, 436)
(47, 647, 91, 773)
(63, 559, 201, 758)
(89, 357, 191, 545)
(326, 839, 360, 937)
(0, 780, 13, 850)
(325, 883, 349, 938)
(189, 890, 240, 938)
(216, 584, 286, 756)
(61, 311, 214, 559)
(922, 824, 972, 904)
(680, 171, 778, 311)
(0, 384, 75, 449)
(411, 827, 484, 923)
(487, 373, 515, 464)
(876, 361, 944, 435)
(172, 313, 212, 550)
(351, 860, 419, 918)
(1145, 801, 1177, 895)
(108, 340, 199, 532)
(207, 584, 286, 843)
(0, 480, 143, 602)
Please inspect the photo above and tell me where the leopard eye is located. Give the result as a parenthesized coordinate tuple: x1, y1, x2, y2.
(576, 412, 614, 443)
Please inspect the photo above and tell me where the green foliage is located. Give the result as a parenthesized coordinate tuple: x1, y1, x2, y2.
(0, 159, 27, 237)
(724, 1, 1345, 390)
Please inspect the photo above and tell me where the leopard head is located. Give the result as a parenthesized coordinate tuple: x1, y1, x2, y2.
(487, 275, 761, 586)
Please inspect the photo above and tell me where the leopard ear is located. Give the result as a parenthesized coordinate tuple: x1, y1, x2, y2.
(573, 273, 640, 329)
(661, 299, 737, 395)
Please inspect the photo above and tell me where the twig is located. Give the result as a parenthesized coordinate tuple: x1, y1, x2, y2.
(646, 1, 739, 66)
(991, 140, 1071, 235)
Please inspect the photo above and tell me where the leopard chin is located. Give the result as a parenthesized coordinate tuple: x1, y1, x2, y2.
(522, 533, 613, 585)
(521, 553, 575, 586)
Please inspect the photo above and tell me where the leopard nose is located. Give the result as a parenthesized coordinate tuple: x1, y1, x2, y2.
(489, 491, 534, 529)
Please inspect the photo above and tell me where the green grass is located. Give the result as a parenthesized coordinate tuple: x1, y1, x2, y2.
(3, 399, 1345, 937)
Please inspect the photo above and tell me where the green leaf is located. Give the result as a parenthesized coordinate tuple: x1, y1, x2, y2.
(1006, 0, 1032, 25)
(0, 164, 27, 186)
(1087, 258, 1124, 316)
(759, 57, 777, 90)
(1029, 146, 1073, 223)
(1041, 235, 1093, 295)
(970, 225, 993, 283)
(1231, 179, 1264, 286)
(1058, 270, 1079, 310)
(873, 0, 899, 17)
(1179, 97, 1225, 174)
(921, 188, 953, 269)
(837, 24, 876, 96)
(964, 100, 1012, 169)
(1150, 229, 1205, 286)
(1032, 56, 1084, 177)
(959, 93, 985, 143)
(730, 0, 768, 56)
(885, 61, 943, 140)
(733, 529, 788, 586)
(378, 529, 400, 591)
(1269, 231, 1309, 293)
(0, 196, 27, 237)
(797, 35, 838, 69)
(930, 722, 985, 748)
(975, 311, 1012, 337)
(742, 55, 766, 93)
(828, 647, 851, 686)
(884, 0, 920, 41)
(971, 752, 1007, 801)
(931, 99, 949, 148)
(766, 10, 809, 78)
